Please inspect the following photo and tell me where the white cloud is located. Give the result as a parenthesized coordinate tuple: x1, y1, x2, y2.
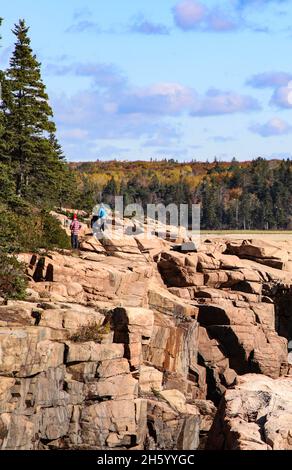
(118, 82, 195, 115)
(247, 71, 292, 88)
(173, 0, 238, 32)
(47, 60, 260, 160)
(237, 0, 288, 8)
(173, 0, 206, 30)
(271, 82, 292, 108)
(129, 15, 170, 35)
(59, 129, 89, 140)
(191, 89, 260, 116)
(66, 21, 101, 34)
(249, 117, 292, 136)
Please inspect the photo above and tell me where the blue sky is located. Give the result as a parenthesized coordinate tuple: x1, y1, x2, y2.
(1, 0, 292, 162)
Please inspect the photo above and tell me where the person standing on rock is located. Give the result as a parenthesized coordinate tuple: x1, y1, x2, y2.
(70, 214, 82, 249)
(91, 204, 107, 233)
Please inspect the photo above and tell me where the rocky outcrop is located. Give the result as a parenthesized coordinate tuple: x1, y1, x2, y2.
(156, 242, 291, 403)
(207, 374, 292, 450)
(0, 220, 291, 450)
(0, 301, 200, 450)
(19, 251, 153, 307)
(226, 239, 292, 274)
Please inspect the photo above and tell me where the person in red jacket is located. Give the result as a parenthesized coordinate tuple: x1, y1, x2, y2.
(70, 214, 81, 249)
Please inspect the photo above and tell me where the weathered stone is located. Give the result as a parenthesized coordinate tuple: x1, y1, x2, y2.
(203, 272, 229, 288)
(0, 304, 36, 327)
(146, 399, 200, 450)
(3, 229, 292, 451)
(96, 358, 130, 378)
(0, 378, 15, 403)
(159, 389, 189, 414)
(65, 342, 124, 364)
(24, 252, 152, 307)
(84, 374, 138, 400)
(139, 366, 163, 393)
(158, 252, 204, 287)
(193, 399, 217, 432)
(80, 400, 137, 447)
(0, 328, 64, 377)
(207, 374, 292, 450)
(39, 406, 71, 441)
(79, 236, 106, 253)
(144, 312, 198, 377)
(197, 253, 221, 271)
(134, 234, 168, 258)
(0, 413, 37, 450)
(100, 233, 141, 254)
(198, 302, 256, 327)
(66, 362, 97, 382)
(31, 366, 69, 407)
(148, 284, 198, 318)
(163, 370, 206, 401)
(113, 307, 154, 339)
(39, 305, 105, 332)
(227, 239, 289, 262)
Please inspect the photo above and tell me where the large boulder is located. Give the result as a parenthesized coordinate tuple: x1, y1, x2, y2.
(207, 374, 292, 450)
(0, 327, 64, 377)
(111, 307, 154, 369)
(158, 252, 204, 287)
(196, 300, 288, 379)
(65, 342, 124, 363)
(22, 252, 153, 307)
(99, 232, 141, 255)
(227, 239, 289, 262)
(146, 399, 200, 450)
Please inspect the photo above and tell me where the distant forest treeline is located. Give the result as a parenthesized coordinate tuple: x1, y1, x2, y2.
(72, 158, 292, 230)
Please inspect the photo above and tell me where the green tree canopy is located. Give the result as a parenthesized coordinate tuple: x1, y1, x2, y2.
(2, 19, 65, 204)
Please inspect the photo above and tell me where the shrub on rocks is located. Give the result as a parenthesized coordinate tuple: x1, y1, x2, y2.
(0, 252, 28, 300)
(0, 207, 70, 252)
(70, 321, 110, 343)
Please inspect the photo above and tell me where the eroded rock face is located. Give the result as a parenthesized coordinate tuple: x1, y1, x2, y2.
(146, 399, 200, 450)
(19, 252, 153, 307)
(156, 243, 291, 396)
(207, 374, 292, 450)
(0, 301, 201, 450)
(0, 226, 290, 450)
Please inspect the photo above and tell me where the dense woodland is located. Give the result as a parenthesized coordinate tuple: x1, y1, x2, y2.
(73, 158, 292, 230)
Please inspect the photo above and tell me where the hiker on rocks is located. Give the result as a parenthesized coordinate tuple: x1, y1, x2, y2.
(91, 204, 107, 233)
(70, 213, 81, 249)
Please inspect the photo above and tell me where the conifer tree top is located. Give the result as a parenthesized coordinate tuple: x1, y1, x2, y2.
(1, 18, 65, 200)
(7, 18, 55, 134)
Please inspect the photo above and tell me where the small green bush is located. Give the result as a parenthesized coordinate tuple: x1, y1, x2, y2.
(41, 212, 71, 250)
(70, 321, 111, 343)
(0, 208, 70, 253)
(0, 252, 28, 300)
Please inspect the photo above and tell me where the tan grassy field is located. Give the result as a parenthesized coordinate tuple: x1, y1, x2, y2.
(200, 231, 292, 242)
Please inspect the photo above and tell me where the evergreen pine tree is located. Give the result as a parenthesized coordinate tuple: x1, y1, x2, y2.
(0, 17, 8, 165)
(4, 19, 65, 202)
(0, 18, 15, 203)
(102, 177, 117, 207)
(0, 70, 10, 165)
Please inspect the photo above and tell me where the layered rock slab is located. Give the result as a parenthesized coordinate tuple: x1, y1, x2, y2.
(207, 374, 292, 450)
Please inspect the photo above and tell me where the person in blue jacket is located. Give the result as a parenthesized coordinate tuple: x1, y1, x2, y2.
(91, 204, 107, 232)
